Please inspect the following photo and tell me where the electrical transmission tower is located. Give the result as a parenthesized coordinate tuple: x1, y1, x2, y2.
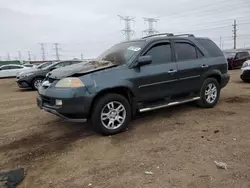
(53, 43, 61, 60)
(28, 51, 32, 61)
(7, 53, 11, 60)
(118, 15, 135, 41)
(232, 20, 237, 49)
(18, 51, 22, 60)
(143, 17, 159, 36)
(40, 43, 46, 61)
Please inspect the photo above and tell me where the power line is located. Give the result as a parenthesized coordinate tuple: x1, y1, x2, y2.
(143, 17, 159, 36)
(39, 43, 46, 61)
(158, 0, 249, 20)
(53, 43, 61, 60)
(118, 15, 135, 41)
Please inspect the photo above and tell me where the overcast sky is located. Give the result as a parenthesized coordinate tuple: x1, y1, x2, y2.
(0, 0, 250, 61)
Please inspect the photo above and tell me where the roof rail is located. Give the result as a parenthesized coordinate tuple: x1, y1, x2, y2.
(174, 34, 195, 37)
(142, 33, 174, 39)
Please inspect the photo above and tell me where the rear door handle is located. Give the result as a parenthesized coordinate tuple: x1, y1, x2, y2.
(201, 64, 209, 68)
(168, 69, 177, 74)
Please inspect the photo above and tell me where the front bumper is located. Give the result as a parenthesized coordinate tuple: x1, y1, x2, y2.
(37, 87, 93, 122)
(16, 77, 32, 88)
(220, 73, 230, 88)
(241, 70, 250, 81)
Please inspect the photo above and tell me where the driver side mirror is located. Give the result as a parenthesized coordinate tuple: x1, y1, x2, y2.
(137, 55, 152, 67)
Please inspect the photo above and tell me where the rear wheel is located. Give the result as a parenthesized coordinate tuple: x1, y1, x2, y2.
(91, 94, 131, 135)
(197, 78, 220, 108)
(32, 77, 44, 90)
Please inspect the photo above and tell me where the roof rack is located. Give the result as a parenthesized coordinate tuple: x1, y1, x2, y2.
(141, 33, 195, 39)
(142, 33, 174, 39)
(174, 34, 195, 37)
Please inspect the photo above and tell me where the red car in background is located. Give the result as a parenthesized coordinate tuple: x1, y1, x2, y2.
(223, 50, 250, 70)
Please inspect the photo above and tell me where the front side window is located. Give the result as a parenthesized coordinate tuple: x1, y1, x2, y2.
(175, 42, 197, 61)
(144, 43, 172, 64)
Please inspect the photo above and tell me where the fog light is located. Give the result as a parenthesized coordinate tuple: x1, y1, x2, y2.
(55, 99, 62, 106)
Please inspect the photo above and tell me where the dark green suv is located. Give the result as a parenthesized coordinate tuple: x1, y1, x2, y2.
(37, 33, 230, 135)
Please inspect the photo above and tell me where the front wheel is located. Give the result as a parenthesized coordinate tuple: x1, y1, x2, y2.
(32, 77, 44, 90)
(91, 94, 131, 135)
(197, 78, 220, 108)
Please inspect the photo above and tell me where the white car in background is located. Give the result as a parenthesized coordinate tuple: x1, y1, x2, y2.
(240, 60, 250, 82)
(0, 64, 30, 78)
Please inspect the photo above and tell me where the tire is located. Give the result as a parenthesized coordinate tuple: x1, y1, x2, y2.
(32, 77, 44, 90)
(91, 93, 131, 135)
(228, 63, 233, 70)
(196, 78, 220, 108)
(242, 79, 250, 83)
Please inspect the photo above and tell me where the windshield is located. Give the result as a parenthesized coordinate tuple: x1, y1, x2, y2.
(223, 52, 236, 59)
(42, 61, 59, 70)
(37, 62, 53, 69)
(96, 41, 145, 65)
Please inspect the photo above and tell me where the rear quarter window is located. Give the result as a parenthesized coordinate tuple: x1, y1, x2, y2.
(196, 39, 223, 57)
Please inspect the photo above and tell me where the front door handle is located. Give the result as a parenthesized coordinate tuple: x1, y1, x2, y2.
(201, 64, 209, 68)
(168, 69, 177, 74)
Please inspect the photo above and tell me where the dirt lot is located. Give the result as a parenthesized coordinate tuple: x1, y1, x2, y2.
(0, 70, 250, 188)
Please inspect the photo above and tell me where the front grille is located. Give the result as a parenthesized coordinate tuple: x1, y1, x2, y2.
(41, 95, 55, 106)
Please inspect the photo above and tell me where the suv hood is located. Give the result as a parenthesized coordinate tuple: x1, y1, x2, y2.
(48, 60, 116, 79)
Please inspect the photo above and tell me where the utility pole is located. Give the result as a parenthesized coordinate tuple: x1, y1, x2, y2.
(53, 43, 60, 60)
(18, 51, 22, 60)
(118, 15, 135, 41)
(81, 53, 84, 60)
(233, 20, 237, 49)
(7, 53, 11, 60)
(39, 43, 46, 61)
(28, 51, 32, 61)
(219, 36, 222, 49)
(143, 17, 159, 36)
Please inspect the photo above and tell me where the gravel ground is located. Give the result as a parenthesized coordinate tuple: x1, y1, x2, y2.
(0, 70, 250, 188)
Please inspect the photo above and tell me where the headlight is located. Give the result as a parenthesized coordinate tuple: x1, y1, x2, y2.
(55, 77, 85, 88)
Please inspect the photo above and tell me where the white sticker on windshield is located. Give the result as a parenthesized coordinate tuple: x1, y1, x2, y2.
(128, 46, 141, 51)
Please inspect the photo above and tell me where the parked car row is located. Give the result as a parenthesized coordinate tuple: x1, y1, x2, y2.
(4, 33, 249, 135)
(16, 60, 84, 90)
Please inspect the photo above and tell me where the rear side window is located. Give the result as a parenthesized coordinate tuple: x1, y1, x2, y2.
(196, 39, 223, 57)
(145, 43, 172, 64)
(242, 52, 249, 57)
(175, 42, 197, 61)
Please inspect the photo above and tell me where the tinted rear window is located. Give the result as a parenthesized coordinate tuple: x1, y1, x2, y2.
(196, 39, 223, 57)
